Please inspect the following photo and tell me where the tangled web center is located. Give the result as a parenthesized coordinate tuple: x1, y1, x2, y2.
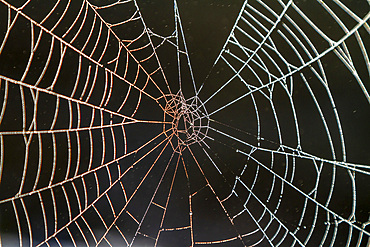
(163, 94, 210, 149)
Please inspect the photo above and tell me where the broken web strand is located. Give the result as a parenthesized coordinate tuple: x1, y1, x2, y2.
(194, 128, 309, 245)
(0, 0, 369, 246)
(197, 122, 370, 246)
(92, 132, 176, 247)
(193, 0, 369, 246)
(173, 0, 198, 97)
(0, 0, 197, 245)
(62, 1, 249, 245)
(131, 0, 176, 99)
(126, 146, 181, 247)
(152, 2, 296, 245)
(60, 1, 210, 244)
(85, 0, 173, 104)
(201, 1, 367, 175)
(67, 0, 368, 245)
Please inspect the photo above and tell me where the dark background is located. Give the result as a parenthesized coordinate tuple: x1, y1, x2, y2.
(0, 0, 369, 246)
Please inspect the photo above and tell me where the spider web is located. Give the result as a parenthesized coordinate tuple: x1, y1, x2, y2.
(0, 0, 369, 246)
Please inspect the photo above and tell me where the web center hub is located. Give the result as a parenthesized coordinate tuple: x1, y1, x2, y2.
(163, 94, 209, 149)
